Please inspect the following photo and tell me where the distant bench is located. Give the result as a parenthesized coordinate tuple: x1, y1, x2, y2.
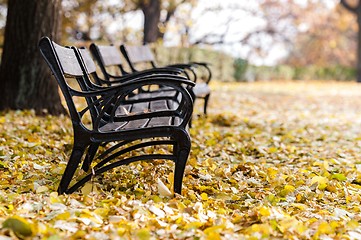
(120, 44, 212, 114)
(39, 37, 195, 195)
(79, 46, 183, 115)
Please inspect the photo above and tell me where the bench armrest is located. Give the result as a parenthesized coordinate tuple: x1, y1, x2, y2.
(96, 78, 194, 130)
(166, 63, 194, 69)
(190, 62, 212, 84)
(106, 67, 183, 80)
(190, 62, 210, 66)
(69, 76, 194, 130)
(71, 75, 195, 98)
(99, 69, 187, 85)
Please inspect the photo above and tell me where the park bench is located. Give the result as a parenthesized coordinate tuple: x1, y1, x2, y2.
(120, 44, 212, 114)
(88, 43, 196, 125)
(78, 46, 183, 115)
(88, 43, 184, 86)
(39, 37, 195, 195)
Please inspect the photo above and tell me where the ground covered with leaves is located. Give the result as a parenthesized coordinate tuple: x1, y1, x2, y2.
(2, 81, 361, 239)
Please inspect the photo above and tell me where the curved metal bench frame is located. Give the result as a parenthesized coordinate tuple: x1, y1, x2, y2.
(39, 37, 195, 194)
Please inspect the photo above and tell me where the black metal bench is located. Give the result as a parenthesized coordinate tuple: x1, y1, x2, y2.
(88, 44, 183, 86)
(120, 44, 212, 114)
(77, 46, 182, 115)
(87, 43, 196, 126)
(39, 37, 195, 195)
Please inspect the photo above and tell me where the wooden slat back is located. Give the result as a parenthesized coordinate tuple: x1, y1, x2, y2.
(52, 42, 83, 76)
(97, 45, 123, 66)
(124, 45, 155, 64)
(79, 48, 97, 73)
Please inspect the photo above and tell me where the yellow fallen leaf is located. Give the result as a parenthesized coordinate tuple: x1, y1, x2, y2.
(201, 192, 208, 201)
(291, 203, 307, 210)
(311, 176, 328, 189)
(205, 231, 221, 240)
(259, 206, 271, 217)
(36, 185, 49, 193)
(247, 223, 271, 236)
(317, 221, 334, 235)
(81, 182, 97, 195)
(157, 178, 173, 197)
(204, 225, 226, 235)
(49, 192, 63, 204)
(279, 184, 296, 197)
(94, 208, 109, 218)
(54, 212, 71, 220)
(136, 228, 151, 240)
(311, 176, 328, 185)
(267, 168, 278, 179)
(268, 146, 278, 153)
(2, 216, 33, 238)
(284, 184, 295, 193)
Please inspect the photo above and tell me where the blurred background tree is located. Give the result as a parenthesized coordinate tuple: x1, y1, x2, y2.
(61, 0, 196, 44)
(340, 0, 361, 82)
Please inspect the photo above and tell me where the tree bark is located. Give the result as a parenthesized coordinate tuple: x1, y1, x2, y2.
(141, 0, 161, 44)
(0, 0, 66, 115)
(340, 0, 361, 82)
(356, 7, 361, 82)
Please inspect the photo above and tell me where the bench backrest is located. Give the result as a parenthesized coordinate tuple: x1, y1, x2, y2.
(39, 37, 100, 129)
(120, 44, 157, 72)
(77, 47, 105, 86)
(79, 47, 97, 73)
(90, 43, 128, 80)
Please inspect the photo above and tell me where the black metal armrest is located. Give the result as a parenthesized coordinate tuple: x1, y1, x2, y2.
(105, 67, 183, 80)
(100, 71, 189, 85)
(190, 62, 212, 84)
(166, 63, 194, 69)
(71, 75, 194, 97)
(138, 67, 184, 75)
(190, 62, 210, 67)
(93, 78, 194, 130)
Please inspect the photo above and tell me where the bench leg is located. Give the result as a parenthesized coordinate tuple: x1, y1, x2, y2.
(188, 89, 196, 128)
(203, 93, 210, 115)
(174, 149, 190, 194)
(58, 145, 87, 194)
(82, 143, 100, 172)
(173, 132, 191, 194)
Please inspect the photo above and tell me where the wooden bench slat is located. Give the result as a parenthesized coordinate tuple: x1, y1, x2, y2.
(97, 45, 124, 66)
(53, 43, 83, 76)
(192, 82, 211, 98)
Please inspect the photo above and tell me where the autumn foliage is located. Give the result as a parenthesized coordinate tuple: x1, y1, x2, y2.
(1, 81, 361, 238)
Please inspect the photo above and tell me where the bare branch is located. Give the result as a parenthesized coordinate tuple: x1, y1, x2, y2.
(192, 29, 264, 46)
(340, 0, 358, 14)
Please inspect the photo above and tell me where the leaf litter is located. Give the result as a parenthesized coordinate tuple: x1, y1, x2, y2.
(1, 81, 361, 239)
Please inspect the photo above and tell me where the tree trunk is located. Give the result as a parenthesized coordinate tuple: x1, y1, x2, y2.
(0, 0, 66, 115)
(340, 0, 361, 82)
(357, 9, 361, 82)
(141, 0, 161, 44)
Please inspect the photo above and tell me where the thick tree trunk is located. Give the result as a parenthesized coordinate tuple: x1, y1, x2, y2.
(141, 0, 161, 44)
(0, 0, 66, 115)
